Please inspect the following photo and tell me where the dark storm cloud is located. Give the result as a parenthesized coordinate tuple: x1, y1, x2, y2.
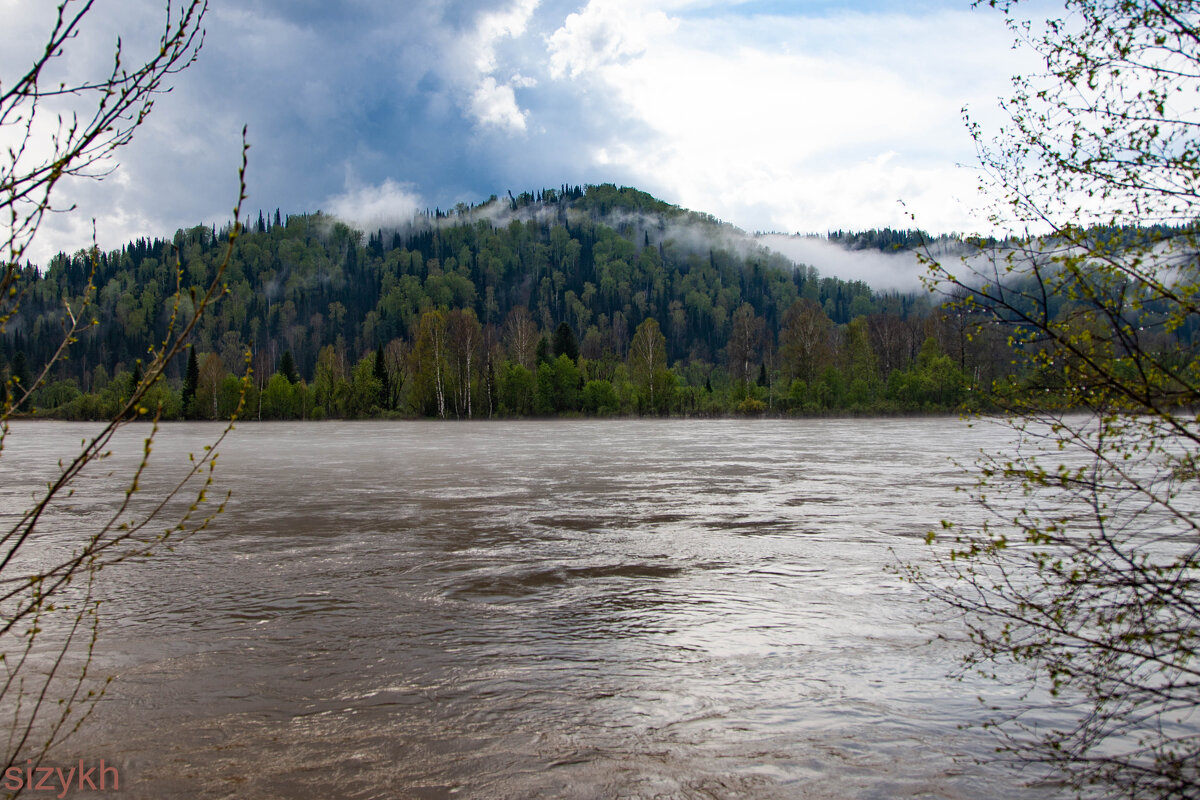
(11, 0, 649, 261)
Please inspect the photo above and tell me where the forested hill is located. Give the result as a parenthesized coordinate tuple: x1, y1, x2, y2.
(4, 184, 991, 418)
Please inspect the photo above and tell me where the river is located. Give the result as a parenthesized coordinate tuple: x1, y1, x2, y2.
(0, 418, 1067, 799)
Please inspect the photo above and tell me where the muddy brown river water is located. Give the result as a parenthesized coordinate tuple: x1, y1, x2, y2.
(0, 419, 1069, 799)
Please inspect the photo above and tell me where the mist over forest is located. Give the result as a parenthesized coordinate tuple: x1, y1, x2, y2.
(4, 184, 1017, 419)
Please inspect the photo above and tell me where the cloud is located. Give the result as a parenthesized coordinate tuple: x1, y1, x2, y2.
(473, 0, 542, 73)
(459, 0, 540, 131)
(758, 234, 929, 292)
(3, 0, 1042, 270)
(560, 5, 1026, 237)
(7, 0, 463, 265)
(0, 0, 249, 264)
(470, 76, 529, 132)
(547, 0, 678, 79)
(325, 179, 425, 231)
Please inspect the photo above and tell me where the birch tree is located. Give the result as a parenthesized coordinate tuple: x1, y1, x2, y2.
(913, 2, 1200, 795)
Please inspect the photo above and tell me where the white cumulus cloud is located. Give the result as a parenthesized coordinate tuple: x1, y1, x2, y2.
(473, 0, 542, 73)
(470, 76, 529, 132)
(458, 0, 540, 133)
(547, 0, 678, 79)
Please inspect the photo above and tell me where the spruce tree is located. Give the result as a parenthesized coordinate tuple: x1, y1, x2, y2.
(129, 359, 143, 398)
(181, 347, 199, 419)
(551, 322, 579, 363)
(373, 344, 390, 410)
(279, 351, 299, 384)
(125, 360, 144, 419)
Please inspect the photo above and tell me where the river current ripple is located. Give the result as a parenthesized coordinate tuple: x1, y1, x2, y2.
(1, 419, 1067, 799)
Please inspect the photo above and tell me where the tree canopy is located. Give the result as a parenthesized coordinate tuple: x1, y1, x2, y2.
(913, 1, 1200, 796)
(1, 185, 1015, 419)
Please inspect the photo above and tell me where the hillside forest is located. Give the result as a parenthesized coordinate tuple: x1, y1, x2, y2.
(4, 185, 1018, 420)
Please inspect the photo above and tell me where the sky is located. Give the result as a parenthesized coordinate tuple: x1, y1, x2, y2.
(2, 0, 1043, 281)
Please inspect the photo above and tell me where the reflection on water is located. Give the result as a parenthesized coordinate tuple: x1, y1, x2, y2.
(0, 419, 1067, 799)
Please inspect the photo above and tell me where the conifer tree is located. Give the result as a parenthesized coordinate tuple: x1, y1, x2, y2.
(279, 351, 299, 384)
(181, 347, 199, 419)
(373, 344, 390, 410)
(551, 322, 579, 363)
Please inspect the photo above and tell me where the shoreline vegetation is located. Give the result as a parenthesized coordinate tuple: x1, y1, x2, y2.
(2, 186, 989, 422)
(10, 184, 1187, 423)
(14, 405, 976, 422)
(20, 330, 976, 421)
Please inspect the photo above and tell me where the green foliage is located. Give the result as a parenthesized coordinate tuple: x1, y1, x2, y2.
(913, 1, 1200, 796)
(12, 185, 1017, 419)
(34, 378, 80, 411)
(534, 354, 581, 415)
(278, 350, 299, 384)
(885, 338, 967, 410)
(534, 336, 551, 367)
(348, 353, 383, 417)
(735, 396, 767, 415)
(372, 345, 389, 410)
(580, 379, 619, 415)
(261, 372, 297, 419)
(217, 374, 245, 419)
(410, 309, 448, 417)
(551, 322, 579, 362)
(181, 347, 199, 419)
(9, 352, 30, 411)
(142, 376, 182, 419)
(498, 362, 535, 416)
(628, 318, 673, 414)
